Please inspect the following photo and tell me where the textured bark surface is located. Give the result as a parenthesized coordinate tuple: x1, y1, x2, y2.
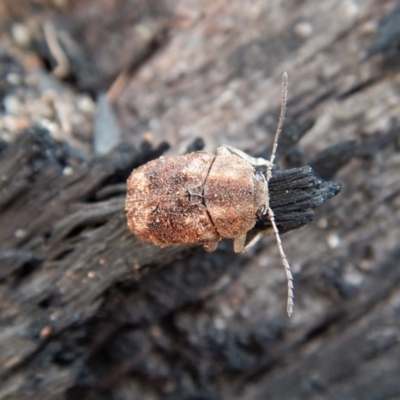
(1, 1, 400, 399)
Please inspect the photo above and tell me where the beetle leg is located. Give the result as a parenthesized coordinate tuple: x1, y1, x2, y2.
(240, 229, 273, 252)
(233, 234, 247, 253)
(203, 239, 220, 252)
(217, 146, 271, 168)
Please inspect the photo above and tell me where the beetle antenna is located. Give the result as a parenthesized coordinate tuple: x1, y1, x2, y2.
(266, 72, 293, 316)
(267, 207, 294, 316)
(268, 71, 288, 175)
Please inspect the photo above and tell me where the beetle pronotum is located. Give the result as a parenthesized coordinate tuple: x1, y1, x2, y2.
(126, 73, 294, 316)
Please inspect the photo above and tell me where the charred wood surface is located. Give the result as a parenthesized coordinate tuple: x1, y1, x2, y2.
(0, 128, 338, 400)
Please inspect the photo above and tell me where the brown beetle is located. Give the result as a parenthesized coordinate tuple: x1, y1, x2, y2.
(126, 73, 294, 315)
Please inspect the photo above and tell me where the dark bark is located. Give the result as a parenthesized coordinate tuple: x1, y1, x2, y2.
(0, 127, 339, 400)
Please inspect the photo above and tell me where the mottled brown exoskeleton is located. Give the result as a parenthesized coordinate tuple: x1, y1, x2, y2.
(126, 73, 294, 315)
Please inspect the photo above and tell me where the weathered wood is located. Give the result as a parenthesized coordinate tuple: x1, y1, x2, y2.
(1, 0, 400, 399)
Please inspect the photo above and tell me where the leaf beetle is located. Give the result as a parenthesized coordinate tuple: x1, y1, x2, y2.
(126, 73, 294, 315)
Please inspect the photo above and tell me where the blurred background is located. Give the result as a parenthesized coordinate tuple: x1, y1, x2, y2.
(1, 0, 400, 399)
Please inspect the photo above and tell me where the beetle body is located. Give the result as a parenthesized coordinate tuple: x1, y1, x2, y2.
(126, 147, 268, 252)
(125, 72, 295, 316)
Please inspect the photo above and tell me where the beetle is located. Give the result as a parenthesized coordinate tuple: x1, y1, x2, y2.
(125, 73, 294, 315)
